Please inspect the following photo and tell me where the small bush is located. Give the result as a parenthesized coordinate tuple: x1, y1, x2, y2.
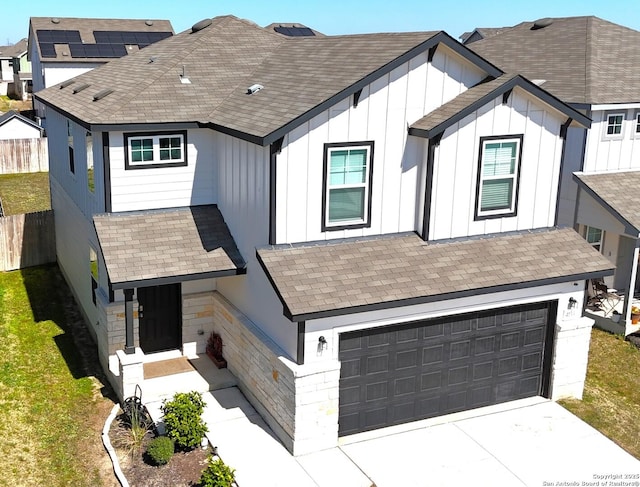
(161, 391, 208, 450)
(146, 436, 175, 466)
(199, 456, 236, 487)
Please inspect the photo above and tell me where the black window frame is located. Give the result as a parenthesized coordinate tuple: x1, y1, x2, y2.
(123, 130, 188, 170)
(474, 134, 523, 221)
(321, 140, 375, 232)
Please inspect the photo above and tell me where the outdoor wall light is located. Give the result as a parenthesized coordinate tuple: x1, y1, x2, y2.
(317, 336, 328, 354)
(568, 297, 578, 309)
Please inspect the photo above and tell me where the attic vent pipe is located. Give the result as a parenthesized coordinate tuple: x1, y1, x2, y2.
(247, 84, 263, 95)
(145, 20, 154, 26)
(51, 18, 60, 24)
(531, 18, 553, 30)
(192, 18, 213, 33)
(93, 89, 114, 101)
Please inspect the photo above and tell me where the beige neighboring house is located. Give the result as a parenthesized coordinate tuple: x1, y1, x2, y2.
(28, 17, 174, 125)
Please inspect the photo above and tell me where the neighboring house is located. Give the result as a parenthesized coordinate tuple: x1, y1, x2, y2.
(34, 15, 612, 455)
(459, 27, 510, 44)
(28, 17, 174, 123)
(0, 110, 44, 139)
(468, 16, 640, 333)
(0, 39, 28, 97)
(9, 39, 32, 102)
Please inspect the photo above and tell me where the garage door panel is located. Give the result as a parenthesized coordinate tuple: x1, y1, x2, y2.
(338, 301, 555, 436)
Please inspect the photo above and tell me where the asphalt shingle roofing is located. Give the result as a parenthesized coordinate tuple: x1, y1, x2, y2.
(94, 205, 245, 289)
(468, 16, 640, 105)
(35, 15, 447, 143)
(0, 38, 28, 58)
(257, 228, 614, 320)
(574, 171, 640, 234)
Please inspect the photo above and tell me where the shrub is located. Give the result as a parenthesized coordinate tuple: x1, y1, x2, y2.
(146, 436, 175, 466)
(161, 391, 208, 450)
(199, 457, 236, 487)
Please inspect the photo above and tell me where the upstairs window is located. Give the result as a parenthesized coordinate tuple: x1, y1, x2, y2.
(124, 131, 187, 169)
(605, 113, 624, 138)
(67, 120, 75, 175)
(585, 226, 603, 252)
(322, 141, 374, 231)
(475, 135, 523, 220)
(86, 132, 94, 193)
(635, 112, 640, 135)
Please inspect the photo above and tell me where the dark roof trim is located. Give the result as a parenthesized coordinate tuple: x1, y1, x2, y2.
(260, 31, 503, 146)
(409, 75, 592, 140)
(573, 175, 640, 236)
(280, 269, 614, 322)
(110, 267, 247, 290)
(0, 110, 44, 133)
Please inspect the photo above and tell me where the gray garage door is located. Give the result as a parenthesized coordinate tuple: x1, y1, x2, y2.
(338, 301, 556, 436)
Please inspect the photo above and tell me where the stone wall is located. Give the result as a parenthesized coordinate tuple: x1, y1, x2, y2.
(182, 292, 216, 357)
(550, 316, 594, 400)
(212, 292, 340, 456)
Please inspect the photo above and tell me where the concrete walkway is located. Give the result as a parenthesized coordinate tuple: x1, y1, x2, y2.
(148, 388, 640, 487)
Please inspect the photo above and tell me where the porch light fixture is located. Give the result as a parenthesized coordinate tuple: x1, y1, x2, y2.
(317, 336, 328, 354)
(568, 297, 578, 309)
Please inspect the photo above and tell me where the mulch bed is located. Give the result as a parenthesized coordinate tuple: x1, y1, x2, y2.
(109, 412, 211, 487)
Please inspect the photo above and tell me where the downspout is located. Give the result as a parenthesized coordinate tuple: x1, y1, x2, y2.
(623, 240, 640, 333)
(297, 321, 305, 365)
(421, 132, 443, 241)
(124, 288, 135, 354)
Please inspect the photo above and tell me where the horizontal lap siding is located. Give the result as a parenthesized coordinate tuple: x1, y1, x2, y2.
(429, 89, 563, 240)
(275, 46, 486, 244)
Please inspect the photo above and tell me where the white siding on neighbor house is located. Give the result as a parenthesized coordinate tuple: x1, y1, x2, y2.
(303, 280, 584, 365)
(275, 45, 486, 244)
(42, 62, 101, 88)
(428, 88, 564, 240)
(109, 128, 216, 212)
(576, 190, 628, 237)
(0, 118, 41, 139)
(583, 108, 640, 173)
(212, 132, 299, 359)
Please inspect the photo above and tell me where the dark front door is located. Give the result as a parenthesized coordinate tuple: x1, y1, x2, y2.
(338, 301, 556, 436)
(137, 283, 181, 353)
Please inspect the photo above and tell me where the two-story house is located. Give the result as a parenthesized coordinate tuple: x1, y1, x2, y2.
(28, 17, 174, 124)
(467, 16, 640, 334)
(34, 15, 612, 455)
(0, 39, 28, 97)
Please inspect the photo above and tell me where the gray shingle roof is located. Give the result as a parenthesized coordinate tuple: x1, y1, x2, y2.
(35, 15, 471, 144)
(469, 16, 640, 104)
(0, 39, 28, 58)
(0, 110, 43, 133)
(94, 205, 245, 289)
(257, 228, 614, 320)
(29, 17, 174, 63)
(574, 171, 640, 234)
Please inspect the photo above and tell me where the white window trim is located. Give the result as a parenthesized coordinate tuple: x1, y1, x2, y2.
(634, 111, 640, 139)
(603, 111, 625, 140)
(585, 225, 604, 253)
(475, 135, 522, 220)
(322, 142, 374, 231)
(124, 131, 187, 169)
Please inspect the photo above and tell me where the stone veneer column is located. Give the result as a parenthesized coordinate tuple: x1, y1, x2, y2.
(116, 347, 144, 400)
(551, 316, 594, 400)
(211, 292, 340, 456)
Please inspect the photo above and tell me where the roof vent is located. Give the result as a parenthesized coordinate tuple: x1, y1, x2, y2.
(247, 83, 263, 95)
(72, 83, 90, 94)
(531, 18, 553, 30)
(51, 18, 60, 24)
(192, 18, 213, 33)
(145, 20, 154, 26)
(59, 79, 75, 89)
(179, 65, 191, 84)
(93, 89, 114, 101)
(149, 56, 158, 63)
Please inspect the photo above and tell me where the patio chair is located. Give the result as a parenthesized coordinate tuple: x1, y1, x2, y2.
(589, 278, 621, 315)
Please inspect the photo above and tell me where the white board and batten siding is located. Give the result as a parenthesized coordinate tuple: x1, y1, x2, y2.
(109, 128, 216, 212)
(212, 132, 299, 359)
(275, 45, 486, 244)
(583, 108, 640, 173)
(428, 88, 564, 240)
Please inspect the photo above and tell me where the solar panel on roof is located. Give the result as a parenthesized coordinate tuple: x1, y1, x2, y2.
(274, 26, 315, 37)
(39, 43, 57, 58)
(69, 43, 127, 58)
(36, 30, 81, 43)
(93, 31, 172, 46)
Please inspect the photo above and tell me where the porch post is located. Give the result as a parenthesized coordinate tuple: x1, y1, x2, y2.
(124, 288, 135, 354)
(623, 242, 640, 331)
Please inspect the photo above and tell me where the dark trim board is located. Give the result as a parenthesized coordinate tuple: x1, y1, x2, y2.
(297, 321, 305, 365)
(421, 133, 443, 240)
(110, 267, 247, 290)
(102, 132, 111, 212)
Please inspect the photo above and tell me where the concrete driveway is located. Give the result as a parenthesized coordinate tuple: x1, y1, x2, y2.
(194, 389, 640, 487)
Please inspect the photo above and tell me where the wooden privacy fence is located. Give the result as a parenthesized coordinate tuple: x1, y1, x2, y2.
(0, 138, 49, 174)
(0, 210, 56, 271)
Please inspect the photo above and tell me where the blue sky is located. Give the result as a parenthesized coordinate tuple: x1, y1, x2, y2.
(3, 0, 639, 45)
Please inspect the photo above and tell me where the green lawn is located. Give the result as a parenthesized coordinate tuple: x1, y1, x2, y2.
(0, 172, 51, 215)
(0, 265, 114, 486)
(561, 327, 640, 459)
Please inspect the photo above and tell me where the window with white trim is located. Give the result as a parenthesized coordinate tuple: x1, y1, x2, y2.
(124, 131, 187, 169)
(475, 135, 522, 219)
(605, 113, 624, 136)
(322, 141, 374, 230)
(585, 226, 603, 252)
(635, 112, 640, 134)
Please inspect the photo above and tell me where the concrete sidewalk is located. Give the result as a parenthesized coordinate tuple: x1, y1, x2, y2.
(149, 388, 640, 487)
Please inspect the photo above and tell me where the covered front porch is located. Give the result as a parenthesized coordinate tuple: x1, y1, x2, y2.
(574, 170, 640, 335)
(92, 205, 246, 401)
